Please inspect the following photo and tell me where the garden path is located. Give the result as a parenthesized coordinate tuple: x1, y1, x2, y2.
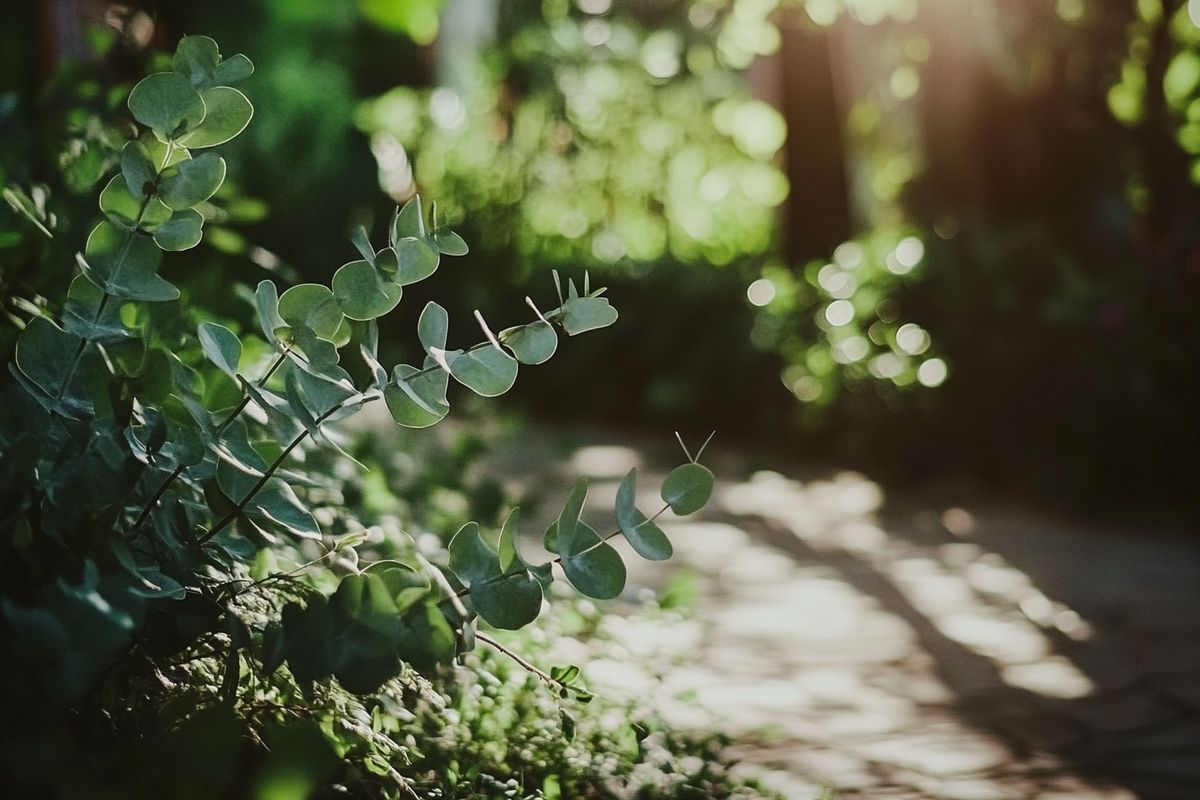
(492, 427, 1200, 800)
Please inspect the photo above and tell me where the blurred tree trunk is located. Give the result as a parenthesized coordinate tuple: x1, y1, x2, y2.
(754, 14, 851, 262)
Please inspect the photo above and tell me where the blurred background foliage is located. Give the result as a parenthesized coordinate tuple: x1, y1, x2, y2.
(4, 0, 1199, 513)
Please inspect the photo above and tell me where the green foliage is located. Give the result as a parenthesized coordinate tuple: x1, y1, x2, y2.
(356, 5, 788, 274)
(0, 33, 718, 798)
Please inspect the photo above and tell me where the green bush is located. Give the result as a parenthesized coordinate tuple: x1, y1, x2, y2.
(0, 34, 760, 798)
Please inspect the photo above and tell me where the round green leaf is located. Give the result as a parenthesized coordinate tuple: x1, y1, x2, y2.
(393, 236, 439, 286)
(449, 522, 543, 630)
(497, 509, 523, 573)
(120, 140, 157, 197)
(332, 259, 401, 321)
(616, 469, 672, 560)
(157, 152, 226, 210)
(448, 522, 498, 586)
(417, 301, 448, 353)
(560, 295, 618, 336)
(561, 523, 627, 600)
(660, 463, 714, 516)
(62, 275, 131, 343)
(384, 363, 449, 429)
(392, 195, 425, 240)
(82, 220, 177, 301)
(434, 229, 469, 256)
(198, 321, 241, 378)
(172, 35, 220, 87)
(255, 279, 285, 343)
(500, 321, 557, 365)
(14, 317, 81, 400)
(374, 246, 398, 274)
(213, 53, 254, 85)
(138, 133, 192, 168)
(278, 284, 343, 339)
(99, 175, 171, 229)
(128, 72, 206, 137)
(473, 571, 543, 630)
(176, 86, 252, 148)
(554, 478, 589, 557)
(152, 209, 204, 251)
(446, 345, 518, 398)
(349, 226, 376, 264)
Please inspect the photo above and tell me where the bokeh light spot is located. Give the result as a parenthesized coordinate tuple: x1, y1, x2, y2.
(918, 358, 948, 387)
(825, 299, 855, 327)
(747, 278, 777, 307)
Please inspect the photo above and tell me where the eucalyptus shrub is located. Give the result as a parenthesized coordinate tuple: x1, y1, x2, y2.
(0, 35, 715, 796)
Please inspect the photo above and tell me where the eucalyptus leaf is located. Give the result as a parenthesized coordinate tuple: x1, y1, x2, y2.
(152, 208, 204, 251)
(14, 317, 82, 401)
(448, 522, 498, 587)
(384, 362, 449, 429)
(128, 72, 206, 137)
(119, 140, 157, 197)
(157, 152, 226, 210)
(660, 463, 714, 516)
(560, 523, 626, 600)
(99, 175, 171, 229)
(434, 229, 469, 256)
(198, 322, 241, 378)
(176, 87, 252, 148)
(615, 469, 672, 561)
(290, 362, 357, 419)
(81, 220, 178, 301)
(249, 480, 322, 540)
(392, 195, 425, 240)
(62, 275, 133, 343)
(447, 345, 518, 397)
(449, 522, 542, 630)
(560, 295, 618, 336)
(349, 226, 375, 264)
(417, 301, 448, 353)
(212, 53, 254, 85)
(172, 35, 221, 87)
(500, 321, 557, 365)
(278, 284, 343, 339)
(332, 259, 401, 321)
(393, 237, 439, 286)
(472, 570, 543, 630)
(553, 478, 588, 557)
(255, 279, 284, 343)
(288, 326, 340, 367)
(374, 246, 398, 275)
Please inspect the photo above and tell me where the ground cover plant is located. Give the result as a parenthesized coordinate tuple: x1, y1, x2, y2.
(0, 34, 788, 798)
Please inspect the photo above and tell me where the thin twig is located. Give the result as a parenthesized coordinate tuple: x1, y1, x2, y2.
(475, 631, 557, 687)
(129, 346, 292, 539)
(198, 394, 377, 545)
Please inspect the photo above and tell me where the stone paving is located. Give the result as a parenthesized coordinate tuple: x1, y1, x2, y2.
(500, 432, 1200, 800)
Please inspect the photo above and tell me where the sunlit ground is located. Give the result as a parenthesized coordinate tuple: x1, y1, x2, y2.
(492, 432, 1200, 800)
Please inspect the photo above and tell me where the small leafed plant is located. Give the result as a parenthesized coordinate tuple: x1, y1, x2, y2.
(0, 35, 715, 796)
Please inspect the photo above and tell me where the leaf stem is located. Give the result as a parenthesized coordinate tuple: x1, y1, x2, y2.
(197, 393, 377, 545)
(400, 302, 570, 384)
(474, 631, 558, 688)
(439, 502, 672, 608)
(53, 191, 156, 411)
(128, 346, 292, 538)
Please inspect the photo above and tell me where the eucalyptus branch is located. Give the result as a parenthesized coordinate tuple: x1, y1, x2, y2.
(401, 301, 572, 383)
(129, 345, 293, 538)
(54, 192, 156, 410)
(197, 394, 378, 545)
(438, 502, 673, 609)
(474, 631, 559, 688)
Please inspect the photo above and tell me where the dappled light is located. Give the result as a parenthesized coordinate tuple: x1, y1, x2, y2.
(506, 437, 1197, 798)
(3, 1, 1198, 798)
